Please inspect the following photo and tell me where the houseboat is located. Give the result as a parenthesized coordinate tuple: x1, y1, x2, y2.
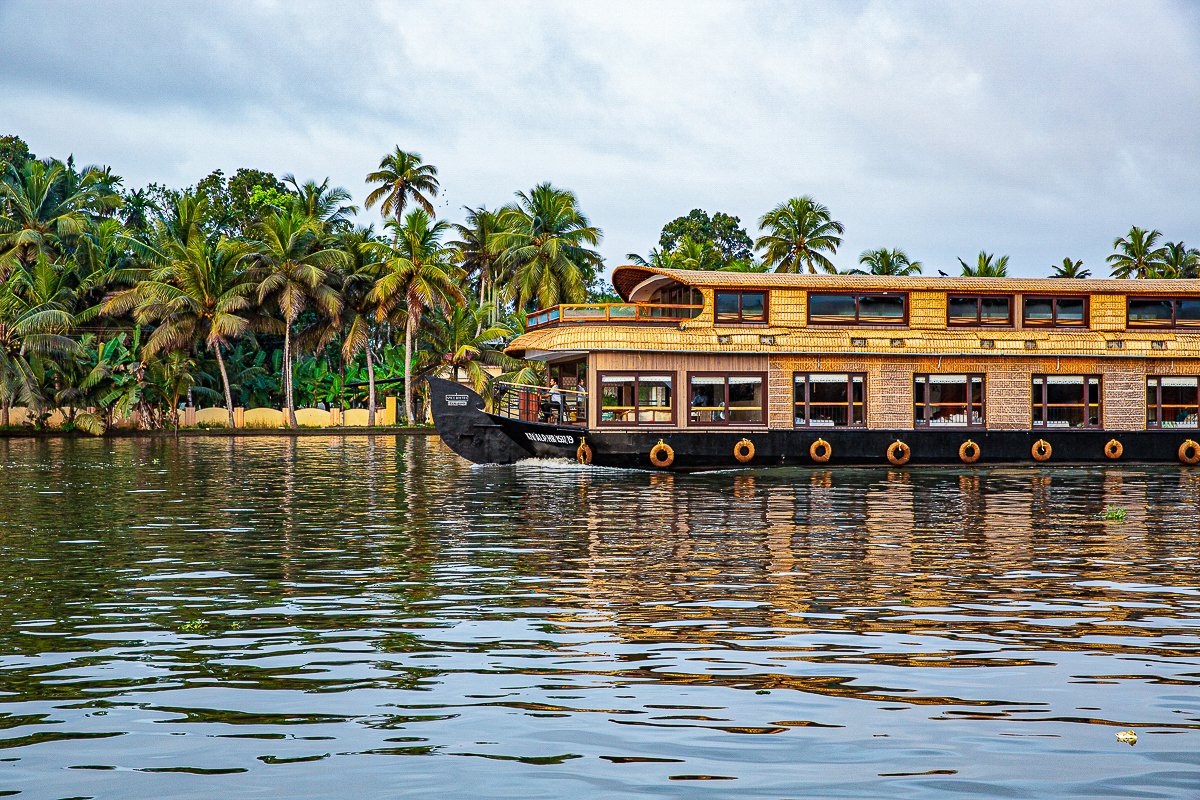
(429, 266, 1200, 470)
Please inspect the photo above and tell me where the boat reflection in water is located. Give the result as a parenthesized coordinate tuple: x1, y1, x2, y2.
(0, 436, 1198, 798)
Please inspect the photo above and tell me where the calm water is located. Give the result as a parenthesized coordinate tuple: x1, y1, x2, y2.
(1, 437, 1199, 799)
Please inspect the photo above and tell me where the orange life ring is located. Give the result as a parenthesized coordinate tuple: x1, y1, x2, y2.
(959, 439, 981, 464)
(733, 438, 755, 463)
(1032, 439, 1052, 462)
(1180, 439, 1200, 465)
(1104, 439, 1123, 460)
(887, 440, 911, 465)
(810, 438, 831, 463)
(576, 438, 593, 465)
(649, 439, 675, 468)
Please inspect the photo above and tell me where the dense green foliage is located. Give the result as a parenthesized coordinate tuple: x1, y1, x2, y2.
(1, 131, 1195, 433)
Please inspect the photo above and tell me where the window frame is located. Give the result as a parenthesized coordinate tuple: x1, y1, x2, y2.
(596, 371, 677, 427)
(1022, 295, 1090, 328)
(1031, 374, 1102, 429)
(913, 373, 986, 428)
(1127, 297, 1200, 330)
(686, 371, 768, 427)
(946, 294, 1014, 327)
(713, 290, 769, 324)
(1146, 375, 1200, 429)
(806, 292, 909, 326)
(792, 372, 867, 428)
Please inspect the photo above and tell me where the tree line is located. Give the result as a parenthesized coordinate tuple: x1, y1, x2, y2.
(2, 132, 1196, 433)
(631, 196, 1200, 280)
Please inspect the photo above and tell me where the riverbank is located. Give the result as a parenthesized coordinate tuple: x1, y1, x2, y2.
(0, 426, 437, 438)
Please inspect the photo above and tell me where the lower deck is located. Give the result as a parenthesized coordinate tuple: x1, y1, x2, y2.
(544, 352, 1200, 435)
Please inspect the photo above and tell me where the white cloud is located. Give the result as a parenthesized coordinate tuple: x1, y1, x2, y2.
(2, 0, 1198, 276)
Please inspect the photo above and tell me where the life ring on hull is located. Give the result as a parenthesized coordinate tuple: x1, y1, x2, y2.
(1032, 439, 1052, 462)
(959, 439, 981, 464)
(810, 438, 832, 463)
(734, 438, 755, 463)
(576, 438, 593, 465)
(1104, 439, 1123, 460)
(1180, 439, 1200, 465)
(887, 440, 911, 465)
(649, 439, 675, 469)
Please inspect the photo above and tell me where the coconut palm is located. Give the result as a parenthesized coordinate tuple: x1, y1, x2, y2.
(253, 210, 344, 428)
(1107, 227, 1167, 279)
(0, 256, 83, 425)
(664, 236, 724, 271)
(958, 251, 1009, 277)
(1051, 257, 1091, 279)
(1161, 241, 1200, 279)
(370, 209, 463, 424)
(364, 147, 440, 220)
(497, 183, 603, 311)
(852, 248, 922, 276)
(0, 158, 120, 276)
(421, 303, 513, 394)
(451, 206, 509, 322)
(284, 175, 359, 230)
(626, 248, 671, 269)
(334, 227, 385, 425)
(755, 196, 844, 274)
(103, 237, 256, 428)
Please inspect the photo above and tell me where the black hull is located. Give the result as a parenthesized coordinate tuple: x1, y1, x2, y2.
(429, 378, 1200, 470)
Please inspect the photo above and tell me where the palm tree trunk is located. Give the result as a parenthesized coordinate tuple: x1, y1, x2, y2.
(284, 325, 297, 428)
(1, 402, 9, 428)
(365, 343, 376, 427)
(214, 344, 236, 429)
(404, 315, 415, 426)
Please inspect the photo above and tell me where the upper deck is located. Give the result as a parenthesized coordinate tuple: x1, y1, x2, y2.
(509, 266, 1200, 359)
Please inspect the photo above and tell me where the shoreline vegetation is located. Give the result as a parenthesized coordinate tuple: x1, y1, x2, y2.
(1, 133, 1198, 437)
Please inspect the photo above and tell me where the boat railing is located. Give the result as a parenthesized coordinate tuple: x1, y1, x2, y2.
(492, 381, 588, 427)
(525, 303, 703, 330)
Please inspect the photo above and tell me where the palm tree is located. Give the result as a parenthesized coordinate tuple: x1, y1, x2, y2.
(370, 209, 463, 424)
(664, 236, 723, 271)
(0, 158, 120, 276)
(421, 303, 513, 395)
(364, 148, 440, 220)
(253, 210, 344, 428)
(497, 183, 603, 311)
(1161, 241, 1200, 279)
(1107, 226, 1167, 279)
(284, 175, 359, 230)
(103, 237, 256, 428)
(451, 206, 509, 322)
(852, 248, 922, 276)
(334, 227, 385, 425)
(626, 248, 671, 269)
(0, 255, 83, 425)
(958, 251, 1009, 277)
(1051, 257, 1091, 279)
(755, 196, 844, 274)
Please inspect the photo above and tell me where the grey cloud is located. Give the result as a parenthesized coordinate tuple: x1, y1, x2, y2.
(2, 0, 1198, 276)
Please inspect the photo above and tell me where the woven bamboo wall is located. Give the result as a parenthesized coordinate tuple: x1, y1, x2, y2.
(770, 289, 806, 327)
(1090, 294, 1126, 331)
(908, 292, 946, 330)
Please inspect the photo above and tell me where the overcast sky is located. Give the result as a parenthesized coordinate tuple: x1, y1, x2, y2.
(3, 1, 1199, 277)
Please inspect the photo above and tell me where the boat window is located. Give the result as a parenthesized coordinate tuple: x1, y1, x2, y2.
(688, 373, 765, 425)
(1146, 376, 1200, 428)
(808, 293, 907, 325)
(1023, 296, 1088, 327)
(714, 291, 767, 323)
(1031, 375, 1101, 428)
(598, 372, 674, 425)
(914, 374, 984, 427)
(947, 295, 1012, 326)
(793, 373, 865, 427)
(1127, 297, 1200, 329)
